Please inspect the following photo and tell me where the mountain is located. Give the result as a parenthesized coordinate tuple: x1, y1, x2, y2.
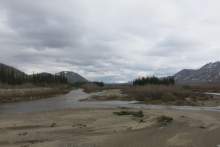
(36, 72, 52, 76)
(0, 63, 26, 76)
(105, 81, 133, 85)
(105, 82, 120, 85)
(174, 61, 220, 83)
(0, 63, 27, 77)
(127, 81, 133, 84)
(0, 63, 29, 85)
(56, 71, 88, 83)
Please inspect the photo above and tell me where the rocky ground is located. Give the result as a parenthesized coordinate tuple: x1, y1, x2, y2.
(1, 107, 220, 147)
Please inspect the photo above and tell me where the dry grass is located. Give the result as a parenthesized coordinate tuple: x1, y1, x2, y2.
(182, 83, 220, 92)
(121, 85, 215, 106)
(82, 83, 128, 93)
(122, 85, 190, 101)
(82, 83, 218, 106)
(0, 88, 69, 103)
(0, 83, 36, 89)
(156, 115, 173, 125)
(113, 110, 144, 117)
(81, 83, 101, 93)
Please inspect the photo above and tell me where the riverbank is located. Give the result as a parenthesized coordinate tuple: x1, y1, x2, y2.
(83, 89, 220, 107)
(0, 88, 71, 104)
(80, 89, 131, 101)
(0, 107, 220, 147)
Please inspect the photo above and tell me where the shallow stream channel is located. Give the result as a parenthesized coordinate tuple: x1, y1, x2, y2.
(1, 89, 220, 115)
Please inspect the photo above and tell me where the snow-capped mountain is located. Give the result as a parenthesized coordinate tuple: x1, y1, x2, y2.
(56, 71, 88, 83)
(174, 61, 220, 83)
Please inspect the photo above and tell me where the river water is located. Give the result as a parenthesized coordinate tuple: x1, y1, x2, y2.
(1, 89, 220, 115)
(0, 89, 137, 115)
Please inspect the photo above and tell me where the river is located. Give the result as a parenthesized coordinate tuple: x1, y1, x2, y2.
(0, 89, 137, 115)
(1, 89, 220, 115)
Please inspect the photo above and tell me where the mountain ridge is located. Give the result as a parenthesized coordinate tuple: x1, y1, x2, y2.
(174, 61, 220, 83)
(0, 63, 25, 76)
(56, 71, 88, 83)
(0, 63, 88, 84)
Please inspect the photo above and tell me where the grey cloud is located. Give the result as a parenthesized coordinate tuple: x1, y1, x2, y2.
(147, 35, 207, 57)
(2, 1, 84, 49)
(0, 0, 220, 82)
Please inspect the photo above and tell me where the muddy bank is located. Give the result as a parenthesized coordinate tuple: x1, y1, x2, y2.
(0, 107, 220, 147)
(0, 88, 70, 104)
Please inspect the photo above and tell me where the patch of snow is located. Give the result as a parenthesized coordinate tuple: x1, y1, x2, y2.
(205, 62, 213, 68)
(184, 74, 194, 81)
(192, 78, 199, 81)
(175, 75, 181, 80)
(207, 75, 211, 78)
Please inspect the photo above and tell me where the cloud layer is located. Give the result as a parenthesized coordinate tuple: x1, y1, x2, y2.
(0, 0, 220, 82)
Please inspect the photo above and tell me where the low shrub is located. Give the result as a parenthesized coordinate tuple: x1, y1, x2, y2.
(81, 83, 101, 93)
(82, 83, 128, 93)
(113, 110, 144, 117)
(0, 88, 69, 103)
(157, 115, 173, 123)
(161, 92, 177, 102)
(121, 85, 191, 102)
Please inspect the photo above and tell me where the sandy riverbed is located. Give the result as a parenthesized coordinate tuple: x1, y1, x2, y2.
(1, 107, 220, 147)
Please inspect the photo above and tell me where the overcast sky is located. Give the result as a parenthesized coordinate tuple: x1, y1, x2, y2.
(0, 0, 220, 82)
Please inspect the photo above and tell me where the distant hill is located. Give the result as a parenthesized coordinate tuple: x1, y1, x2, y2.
(127, 81, 133, 84)
(105, 81, 133, 85)
(174, 61, 220, 83)
(0, 63, 25, 76)
(0, 63, 28, 85)
(56, 71, 88, 83)
(36, 72, 52, 76)
(104, 82, 120, 85)
(33, 71, 88, 84)
(0, 63, 87, 85)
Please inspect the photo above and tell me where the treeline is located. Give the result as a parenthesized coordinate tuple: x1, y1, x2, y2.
(133, 76, 175, 85)
(0, 65, 68, 85)
(93, 81, 104, 87)
(71, 81, 104, 87)
(0, 65, 27, 85)
(32, 74, 68, 85)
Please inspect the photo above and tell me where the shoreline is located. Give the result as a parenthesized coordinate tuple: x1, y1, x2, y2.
(0, 88, 71, 104)
(82, 89, 220, 107)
